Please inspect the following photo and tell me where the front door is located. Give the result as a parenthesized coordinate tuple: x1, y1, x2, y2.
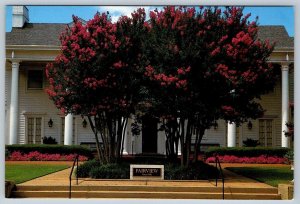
(142, 115, 157, 153)
(27, 116, 43, 144)
(259, 119, 273, 147)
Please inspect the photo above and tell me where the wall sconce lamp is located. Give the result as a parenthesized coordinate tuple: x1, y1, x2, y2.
(48, 118, 53, 128)
(82, 119, 87, 128)
(213, 121, 218, 130)
(247, 121, 253, 130)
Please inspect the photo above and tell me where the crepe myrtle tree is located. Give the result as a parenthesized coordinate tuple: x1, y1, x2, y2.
(46, 9, 148, 164)
(144, 6, 277, 167)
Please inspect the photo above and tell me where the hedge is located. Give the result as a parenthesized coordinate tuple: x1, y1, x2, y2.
(205, 147, 290, 158)
(89, 163, 130, 179)
(77, 159, 99, 177)
(77, 160, 218, 180)
(164, 161, 217, 180)
(5, 144, 94, 159)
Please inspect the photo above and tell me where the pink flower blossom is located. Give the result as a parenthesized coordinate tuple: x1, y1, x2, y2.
(205, 155, 287, 164)
(113, 61, 123, 69)
(177, 68, 185, 75)
(7, 151, 88, 161)
(211, 47, 221, 56)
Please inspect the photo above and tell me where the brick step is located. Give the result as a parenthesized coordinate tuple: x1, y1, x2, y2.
(15, 185, 278, 194)
(12, 190, 281, 199)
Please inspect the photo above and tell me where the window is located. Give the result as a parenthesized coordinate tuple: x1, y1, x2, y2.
(27, 117, 43, 144)
(27, 70, 43, 89)
(61, 117, 76, 144)
(259, 119, 273, 147)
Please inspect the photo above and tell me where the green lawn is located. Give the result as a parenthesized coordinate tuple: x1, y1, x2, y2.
(226, 166, 293, 187)
(5, 164, 69, 184)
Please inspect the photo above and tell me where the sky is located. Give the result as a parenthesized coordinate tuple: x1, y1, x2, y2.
(5, 6, 294, 36)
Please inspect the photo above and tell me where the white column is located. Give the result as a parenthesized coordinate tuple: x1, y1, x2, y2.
(64, 114, 73, 145)
(128, 119, 135, 155)
(281, 64, 289, 147)
(123, 134, 129, 155)
(9, 61, 20, 144)
(177, 140, 182, 155)
(227, 122, 236, 147)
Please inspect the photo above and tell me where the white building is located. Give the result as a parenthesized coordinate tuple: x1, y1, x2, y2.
(5, 6, 294, 155)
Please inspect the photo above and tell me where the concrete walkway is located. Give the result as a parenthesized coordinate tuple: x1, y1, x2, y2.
(15, 162, 287, 188)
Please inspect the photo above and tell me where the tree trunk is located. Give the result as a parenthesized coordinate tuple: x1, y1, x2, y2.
(192, 127, 205, 163)
(120, 117, 128, 159)
(185, 120, 192, 167)
(179, 118, 194, 168)
(165, 119, 178, 163)
(88, 116, 103, 164)
(180, 118, 187, 167)
(87, 113, 129, 164)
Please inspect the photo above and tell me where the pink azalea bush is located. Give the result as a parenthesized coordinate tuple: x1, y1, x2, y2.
(206, 155, 287, 164)
(7, 151, 88, 161)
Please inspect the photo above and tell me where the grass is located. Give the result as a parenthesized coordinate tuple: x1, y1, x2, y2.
(5, 164, 69, 184)
(226, 166, 293, 187)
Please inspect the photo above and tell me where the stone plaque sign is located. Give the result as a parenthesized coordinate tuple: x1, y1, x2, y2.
(130, 164, 164, 180)
(133, 167, 161, 176)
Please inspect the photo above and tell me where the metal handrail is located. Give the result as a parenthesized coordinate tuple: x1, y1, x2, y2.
(69, 154, 79, 199)
(215, 155, 225, 200)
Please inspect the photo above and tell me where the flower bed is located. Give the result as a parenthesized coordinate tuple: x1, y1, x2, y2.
(205, 147, 290, 158)
(7, 151, 88, 161)
(206, 155, 288, 164)
(6, 144, 93, 159)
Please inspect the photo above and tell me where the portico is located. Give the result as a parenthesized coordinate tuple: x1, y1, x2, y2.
(226, 53, 293, 148)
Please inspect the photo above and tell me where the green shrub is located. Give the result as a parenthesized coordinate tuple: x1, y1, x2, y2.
(77, 159, 218, 180)
(242, 138, 260, 147)
(77, 159, 99, 177)
(205, 147, 290, 158)
(5, 144, 93, 159)
(89, 163, 130, 179)
(164, 161, 218, 180)
(42, 136, 58, 144)
(284, 149, 294, 163)
(164, 165, 186, 180)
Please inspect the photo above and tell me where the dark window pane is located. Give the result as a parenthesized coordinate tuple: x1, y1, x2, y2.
(28, 70, 43, 89)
